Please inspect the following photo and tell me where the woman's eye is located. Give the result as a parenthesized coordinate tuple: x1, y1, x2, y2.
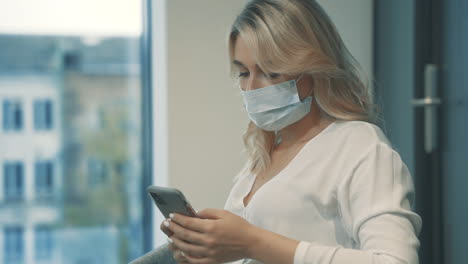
(238, 72, 249, 78)
(264, 72, 280, 79)
(268, 73, 280, 79)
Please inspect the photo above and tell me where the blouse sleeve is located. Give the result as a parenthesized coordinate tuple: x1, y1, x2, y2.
(294, 143, 422, 264)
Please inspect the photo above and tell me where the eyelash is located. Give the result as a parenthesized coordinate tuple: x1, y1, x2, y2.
(238, 72, 280, 79)
(238, 72, 249, 78)
(268, 73, 280, 79)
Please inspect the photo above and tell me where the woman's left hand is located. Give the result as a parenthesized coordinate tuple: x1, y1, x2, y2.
(165, 208, 257, 264)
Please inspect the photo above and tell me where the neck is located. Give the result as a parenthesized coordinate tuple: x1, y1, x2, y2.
(277, 106, 331, 148)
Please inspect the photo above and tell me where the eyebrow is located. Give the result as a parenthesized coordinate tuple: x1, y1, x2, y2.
(233, 60, 262, 71)
(233, 60, 247, 67)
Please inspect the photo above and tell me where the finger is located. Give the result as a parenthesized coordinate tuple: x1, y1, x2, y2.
(170, 235, 208, 258)
(173, 249, 188, 263)
(170, 213, 212, 233)
(184, 254, 216, 264)
(168, 236, 205, 260)
(175, 250, 196, 264)
(167, 238, 177, 251)
(195, 208, 223, 220)
(166, 219, 207, 245)
(160, 219, 174, 236)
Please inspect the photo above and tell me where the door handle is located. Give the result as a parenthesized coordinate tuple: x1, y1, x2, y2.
(411, 64, 441, 154)
(412, 97, 441, 106)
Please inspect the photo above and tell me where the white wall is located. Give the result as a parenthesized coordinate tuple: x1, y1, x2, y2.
(151, 0, 247, 247)
(165, 0, 247, 208)
(151, 0, 373, 247)
(317, 0, 374, 79)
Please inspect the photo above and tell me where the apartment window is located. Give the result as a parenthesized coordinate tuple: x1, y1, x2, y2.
(4, 226, 24, 264)
(3, 100, 23, 131)
(35, 161, 54, 198)
(34, 99, 54, 130)
(4, 162, 24, 201)
(35, 226, 53, 261)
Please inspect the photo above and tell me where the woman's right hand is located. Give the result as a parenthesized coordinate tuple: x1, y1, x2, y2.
(160, 219, 174, 237)
(161, 219, 189, 263)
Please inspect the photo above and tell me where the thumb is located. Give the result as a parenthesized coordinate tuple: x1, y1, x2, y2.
(197, 208, 224, 219)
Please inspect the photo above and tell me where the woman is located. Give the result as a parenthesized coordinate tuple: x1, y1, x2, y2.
(161, 0, 422, 263)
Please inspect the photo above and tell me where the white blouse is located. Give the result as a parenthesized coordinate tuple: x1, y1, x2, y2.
(224, 120, 422, 264)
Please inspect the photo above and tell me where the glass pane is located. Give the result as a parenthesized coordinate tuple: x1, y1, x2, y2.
(35, 226, 53, 260)
(0, 1, 145, 263)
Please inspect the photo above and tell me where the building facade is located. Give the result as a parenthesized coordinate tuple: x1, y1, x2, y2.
(0, 36, 63, 264)
(0, 35, 142, 264)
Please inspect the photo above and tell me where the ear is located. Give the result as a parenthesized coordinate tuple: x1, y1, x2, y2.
(305, 74, 315, 95)
(298, 74, 314, 99)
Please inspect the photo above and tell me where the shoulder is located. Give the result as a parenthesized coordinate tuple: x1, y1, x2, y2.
(321, 120, 401, 168)
(332, 122, 413, 195)
(329, 121, 412, 185)
(329, 120, 391, 151)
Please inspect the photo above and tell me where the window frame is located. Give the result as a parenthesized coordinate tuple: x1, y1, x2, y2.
(3, 99, 24, 132)
(4, 161, 24, 202)
(4, 226, 24, 263)
(141, 0, 154, 252)
(34, 225, 53, 261)
(33, 99, 54, 131)
(34, 160, 54, 199)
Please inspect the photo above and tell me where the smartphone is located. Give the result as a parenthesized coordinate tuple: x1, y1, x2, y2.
(146, 186, 198, 219)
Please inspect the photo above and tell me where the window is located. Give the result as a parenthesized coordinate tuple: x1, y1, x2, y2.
(34, 226, 53, 261)
(87, 158, 108, 186)
(3, 100, 23, 131)
(4, 162, 24, 201)
(34, 99, 54, 130)
(35, 161, 54, 198)
(0, 1, 147, 263)
(4, 226, 24, 264)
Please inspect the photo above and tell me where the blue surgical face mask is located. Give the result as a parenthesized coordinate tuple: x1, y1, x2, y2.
(240, 74, 312, 131)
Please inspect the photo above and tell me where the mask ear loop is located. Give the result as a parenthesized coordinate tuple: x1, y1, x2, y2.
(296, 73, 313, 99)
(296, 73, 305, 83)
(306, 86, 313, 98)
(273, 74, 306, 144)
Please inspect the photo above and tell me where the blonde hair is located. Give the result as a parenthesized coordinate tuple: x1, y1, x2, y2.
(229, 0, 377, 174)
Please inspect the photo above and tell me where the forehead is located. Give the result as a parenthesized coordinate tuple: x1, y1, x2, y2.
(233, 36, 257, 68)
